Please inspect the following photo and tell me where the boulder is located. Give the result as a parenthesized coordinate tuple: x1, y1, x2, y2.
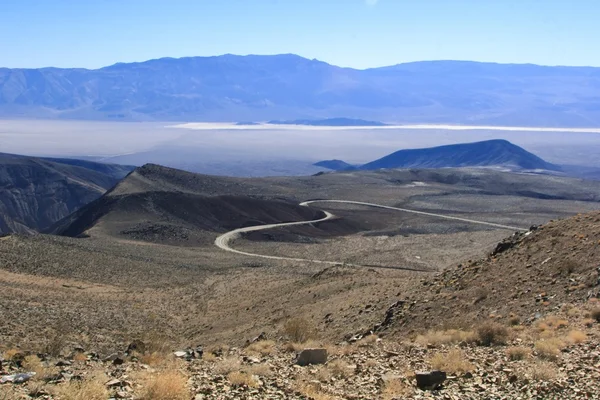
(296, 348, 328, 366)
(415, 370, 446, 390)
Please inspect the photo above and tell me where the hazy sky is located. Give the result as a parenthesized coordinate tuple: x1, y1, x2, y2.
(2, 0, 597, 69)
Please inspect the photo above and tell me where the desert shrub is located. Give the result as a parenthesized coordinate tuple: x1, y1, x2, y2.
(139, 371, 188, 400)
(244, 340, 275, 356)
(357, 334, 379, 347)
(227, 371, 258, 388)
(415, 329, 477, 347)
(283, 317, 316, 343)
(528, 361, 558, 381)
(534, 338, 565, 360)
(508, 316, 521, 326)
(214, 356, 241, 375)
(382, 378, 412, 399)
(430, 349, 473, 374)
(506, 346, 531, 361)
(73, 352, 88, 363)
(476, 322, 509, 346)
(326, 359, 353, 379)
(559, 259, 578, 275)
(591, 308, 600, 322)
(245, 363, 273, 377)
(565, 330, 587, 344)
(54, 376, 109, 400)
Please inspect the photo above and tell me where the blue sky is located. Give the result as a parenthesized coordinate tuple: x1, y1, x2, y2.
(1, 0, 597, 69)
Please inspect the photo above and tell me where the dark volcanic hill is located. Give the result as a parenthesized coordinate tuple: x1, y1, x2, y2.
(0, 153, 133, 234)
(4, 55, 600, 126)
(313, 160, 355, 171)
(359, 139, 559, 171)
(49, 164, 323, 245)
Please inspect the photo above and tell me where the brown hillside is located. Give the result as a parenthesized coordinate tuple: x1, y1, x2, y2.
(381, 211, 600, 335)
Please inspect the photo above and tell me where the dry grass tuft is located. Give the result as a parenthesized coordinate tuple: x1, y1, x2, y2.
(227, 371, 259, 388)
(565, 330, 587, 344)
(73, 352, 88, 363)
(202, 352, 217, 362)
(528, 361, 558, 381)
(138, 351, 169, 366)
(293, 381, 335, 400)
(506, 346, 531, 361)
(244, 340, 276, 356)
(537, 316, 569, 331)
(583, 318, 595, 328)
(138, 371, 188, 400)
(214, 356, 242, 375)
(357, 334, 379, 347)
(430, 349, 473, 374)
(326, 359, 354, 379)
(283, 317, 317, 343)
(53, 375, 109, 400)
(245, 363, 273, 377)
(534, 338, 565, 360)
(3, 348, 21, 361)
(591, 308, 600, 322)
(415, 329, 477, 347)
(476, 322, 509, 346)
(382, 378, 412, 399)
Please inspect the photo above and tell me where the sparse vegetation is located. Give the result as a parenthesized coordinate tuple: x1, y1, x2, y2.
(53, 375, 109, 400)
(283, 317, 317, 343)
(415, 329, 477, 347)
(227, 371, 259, 388)
(430, 349, 474, 374)
(477, 322, 509, 346)
(245, 340, 276, 356)
(214, 357, 242, 375)
(566, 330, 587, 344)
(382, 378, 412, 399)
(326, 359, 353, 379)
(591, 308, 600, 322)
(506, 346, 531, 361)
(139, 371, 189, 400)
(534, 338, 565, 360)
(528, 361, 558, 381)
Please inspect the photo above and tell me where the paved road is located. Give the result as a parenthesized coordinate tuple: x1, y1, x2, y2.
(214, 200, 527, 270)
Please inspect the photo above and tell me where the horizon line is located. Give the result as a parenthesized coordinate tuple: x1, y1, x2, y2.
(3, 53, 600, 71)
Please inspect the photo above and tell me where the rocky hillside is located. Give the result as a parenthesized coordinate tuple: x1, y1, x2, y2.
(49, 164, 323, 245)
(375, 210, 600, 336)
(0, 153, 133, 234)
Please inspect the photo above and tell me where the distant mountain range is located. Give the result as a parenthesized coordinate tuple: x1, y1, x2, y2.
(0, 153, 133, 234)
(315, 140, 560, 172)
(3, 54, 600, 126)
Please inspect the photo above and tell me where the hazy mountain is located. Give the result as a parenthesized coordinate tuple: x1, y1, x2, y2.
(0, 153, 134, 234)
(313, 160, 355, 171)
(3, 55, 600, 126)
(314, 140, 559, 172)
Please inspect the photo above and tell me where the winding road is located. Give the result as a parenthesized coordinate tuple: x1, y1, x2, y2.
(214, 200, 527, 271)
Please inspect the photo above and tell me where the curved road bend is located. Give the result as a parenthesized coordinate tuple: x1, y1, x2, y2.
(214, 200, 527, 271)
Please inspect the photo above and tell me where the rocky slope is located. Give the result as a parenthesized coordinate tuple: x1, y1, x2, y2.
(0, 153, 133, 234)
(374, 210, 600, 337)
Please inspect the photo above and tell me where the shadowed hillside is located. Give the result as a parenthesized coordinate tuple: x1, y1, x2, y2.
(0, 153, 133, 234)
